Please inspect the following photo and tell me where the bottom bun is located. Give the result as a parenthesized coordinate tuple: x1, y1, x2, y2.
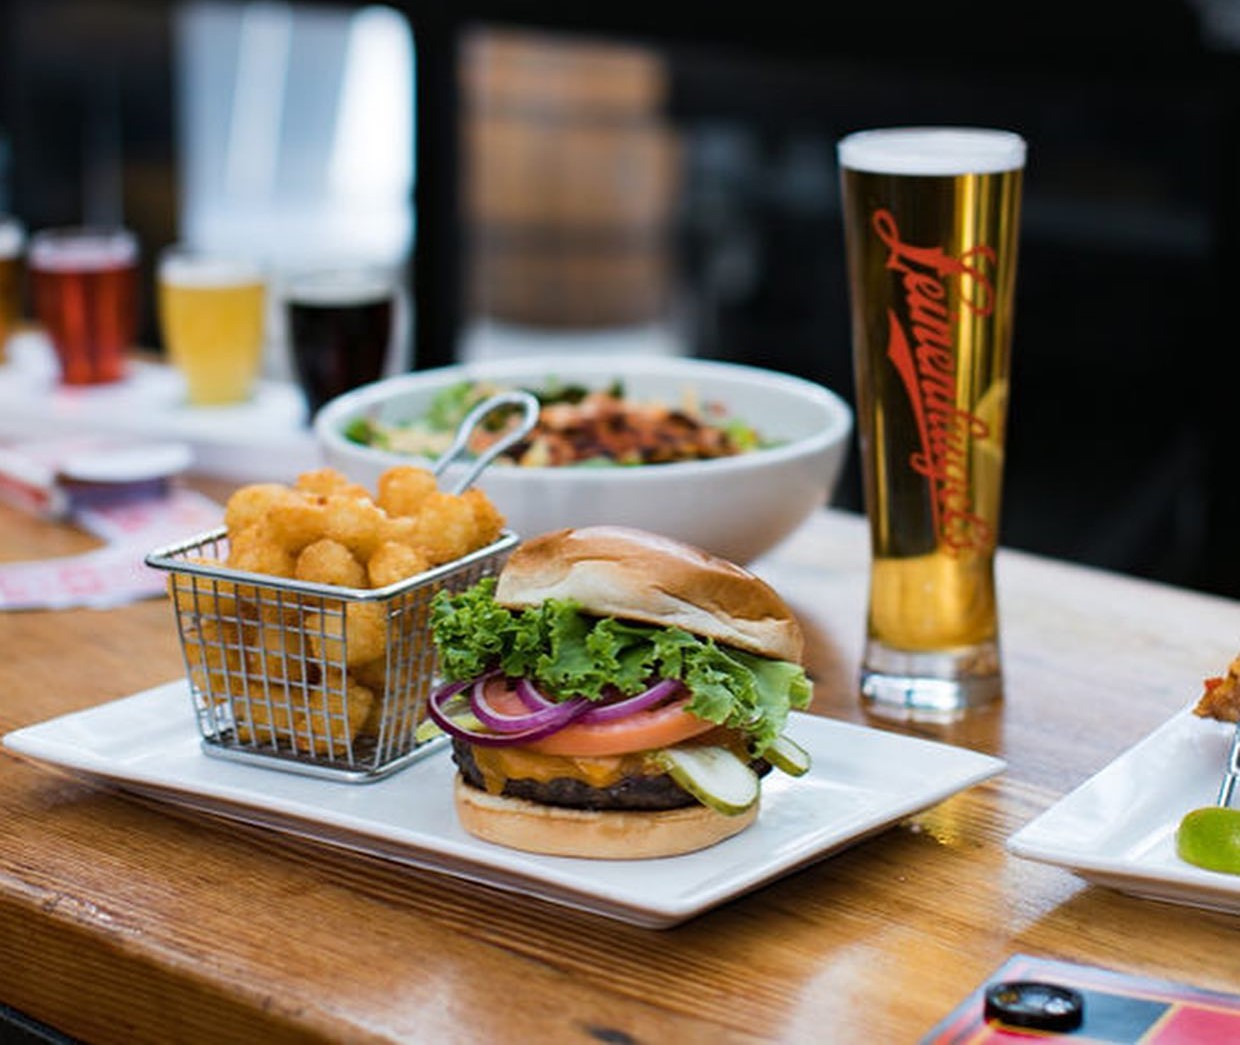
(453, 775, 758, 859)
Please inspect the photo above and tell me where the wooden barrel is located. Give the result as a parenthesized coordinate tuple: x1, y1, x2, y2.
(461, 29, 681, 329)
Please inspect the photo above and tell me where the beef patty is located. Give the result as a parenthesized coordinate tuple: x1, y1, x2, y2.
(451, 738, 769, 812)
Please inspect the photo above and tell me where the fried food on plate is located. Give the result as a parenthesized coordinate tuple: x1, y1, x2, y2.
(376, 464, 438, 518)
(185, 466, 505, 758)
(1195, 654, 1240, 722)
(295, 537, 368, 589)
(222, 465, 503, 581)
(367, 540, 431, 589)
(231, 677, 375, 755)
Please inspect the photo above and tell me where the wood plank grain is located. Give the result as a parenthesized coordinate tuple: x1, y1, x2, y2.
(3, 500, 1240, 1042)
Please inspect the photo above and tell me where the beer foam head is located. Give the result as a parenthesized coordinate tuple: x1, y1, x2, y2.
(838, 128, 1026, 176)
(0, 218, 24, 258)
(286, 268, 395, 307)
(29, 227, 138, 271)
(160, 251, 262, 288)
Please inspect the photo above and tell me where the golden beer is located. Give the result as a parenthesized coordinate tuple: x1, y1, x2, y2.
(158, 249, 266, 405)
(838, 128, 1024, 719)
(0, 218, 24, 363)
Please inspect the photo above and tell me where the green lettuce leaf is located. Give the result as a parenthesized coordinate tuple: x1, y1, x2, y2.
(429, 578, 811, 753)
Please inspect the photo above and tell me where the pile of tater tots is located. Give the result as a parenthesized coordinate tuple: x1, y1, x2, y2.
(180, 465, 505, 756)
(224, 464, 504, 585)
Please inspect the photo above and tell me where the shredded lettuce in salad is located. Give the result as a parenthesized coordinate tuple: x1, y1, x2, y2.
(344, 378, 770, 467)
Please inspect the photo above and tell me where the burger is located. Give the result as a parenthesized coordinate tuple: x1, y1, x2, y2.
(426, 525, 812, 858)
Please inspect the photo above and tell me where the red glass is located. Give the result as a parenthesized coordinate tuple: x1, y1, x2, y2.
(29, 227, 139, 385)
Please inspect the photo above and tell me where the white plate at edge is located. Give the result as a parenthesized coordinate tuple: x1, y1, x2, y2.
(1008, 704, 1240, 914)
(5, 680, 1005, 929)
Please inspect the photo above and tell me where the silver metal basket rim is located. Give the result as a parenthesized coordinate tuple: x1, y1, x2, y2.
(145, 526, 519, 602)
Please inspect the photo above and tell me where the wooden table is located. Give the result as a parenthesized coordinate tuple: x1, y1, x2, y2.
(3, 490, 1239, 1043)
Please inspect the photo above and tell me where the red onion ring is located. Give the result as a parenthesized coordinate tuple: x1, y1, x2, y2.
(427, 676, 473, 710)
(470, 676, 589, 734)
(577, 678, 685, 723)
(428, 673, 692, 747)
(427, 675, 577, 747)
(518, 676, 685, 723)
(514, 677, 558, 712)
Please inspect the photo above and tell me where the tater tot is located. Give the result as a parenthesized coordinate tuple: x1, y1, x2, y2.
(245, 619, 314, 684)
(376, 465, 438, 518)
(172, 568, 259, 621)
(295, 538, 368, 589)
(231, 677, 374, 755)
(224, 483, 305, 535)
(463, 488, 505, 548)
(171, 562, 265, 629)
(295, 467, 370, 501)
(403, 491, 485, 565)
(305, 601, 387, 667)
(367, 540, 430, 588)
(266, 498, 330, 555)
(297, 679, 375, 754)
(319, 494, 390, 561)
(350, 656, 388, 693)
(184, 617, 251, 710)
(227, 522, 298, 578)
(229, 680, 300, 748)
(185, 616, 246, 676)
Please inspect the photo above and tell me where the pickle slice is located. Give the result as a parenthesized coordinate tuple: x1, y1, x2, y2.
(653, 745, 759, 816)
(414, 719, 444, 744)
(765, 733, 811, 777)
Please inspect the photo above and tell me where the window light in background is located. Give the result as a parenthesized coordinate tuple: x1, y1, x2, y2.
(174, 0, 414, 376)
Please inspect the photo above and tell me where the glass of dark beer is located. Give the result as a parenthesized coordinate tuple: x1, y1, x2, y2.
(28, 226, 140, 385)
(284, 267, 398, 417)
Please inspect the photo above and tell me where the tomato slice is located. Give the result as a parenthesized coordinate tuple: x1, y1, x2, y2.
(480, 677, 714, 756)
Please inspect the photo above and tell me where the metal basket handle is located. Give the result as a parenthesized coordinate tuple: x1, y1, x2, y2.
(433, 390, 541, 494)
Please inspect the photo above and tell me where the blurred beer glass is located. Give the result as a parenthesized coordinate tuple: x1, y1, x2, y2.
(284, 268, 397, 417)
(838, 127, 1025, 721)
(158, 247, 266, 405)
(28, 226, 139, 385)
(0, 217, 24, 363)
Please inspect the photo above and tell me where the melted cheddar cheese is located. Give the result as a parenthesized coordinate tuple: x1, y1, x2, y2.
(469, 747, 660, 793)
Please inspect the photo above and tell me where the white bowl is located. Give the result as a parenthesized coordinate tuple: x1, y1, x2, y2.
(315, 354, 853, 563)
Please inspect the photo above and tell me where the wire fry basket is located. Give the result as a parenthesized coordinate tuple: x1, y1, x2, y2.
(147, 527, 516, 782)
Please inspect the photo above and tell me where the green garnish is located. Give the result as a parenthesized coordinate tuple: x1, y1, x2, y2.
(723, 418, 762, 452)
(344, 417, 384, 447)
(425, 381, 480, 432)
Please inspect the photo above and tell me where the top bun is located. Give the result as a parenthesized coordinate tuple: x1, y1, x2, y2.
(495, 526, 804, 664)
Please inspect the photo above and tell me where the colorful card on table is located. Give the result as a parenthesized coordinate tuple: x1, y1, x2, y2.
(923, 953, 1240, 1043)
(0, 485, 222, 611)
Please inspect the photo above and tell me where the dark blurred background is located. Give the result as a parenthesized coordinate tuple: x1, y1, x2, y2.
(2, 0, 1238, 598)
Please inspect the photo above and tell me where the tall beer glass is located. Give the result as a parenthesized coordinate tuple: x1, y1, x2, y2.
(29, 226, 139, 385)
(838, 127, 1025, 720)
(158, 247, 266, 405)
(0, 217, 24, 363)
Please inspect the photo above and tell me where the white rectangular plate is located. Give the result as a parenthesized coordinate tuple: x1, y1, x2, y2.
(1009, 705, 1240, 914)
(6, 681, 1004, 928)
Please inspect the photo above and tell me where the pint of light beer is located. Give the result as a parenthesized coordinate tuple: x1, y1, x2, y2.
(158, 248, 266, 405)
(838, 127, 1025, 720)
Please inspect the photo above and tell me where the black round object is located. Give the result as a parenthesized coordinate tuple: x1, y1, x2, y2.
(983, 980, 1084, 1032)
